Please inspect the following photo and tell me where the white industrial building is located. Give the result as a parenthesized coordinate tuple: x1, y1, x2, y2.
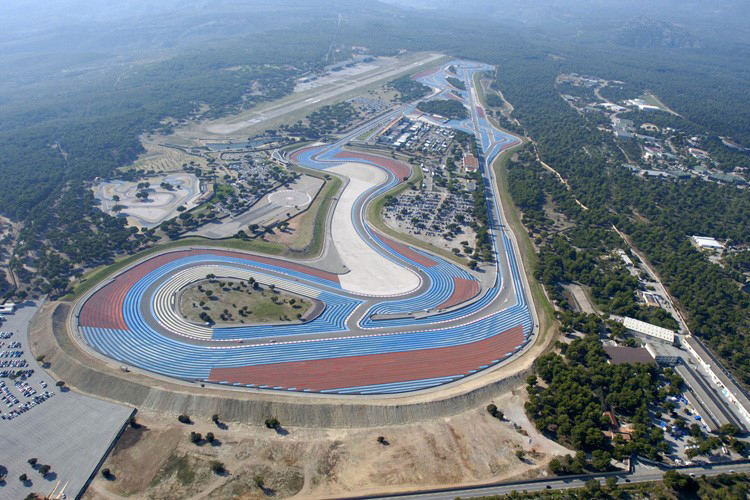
(645, 343, 679, 366)
(622, 316, 675, 344)
(691, 236, 724, 250)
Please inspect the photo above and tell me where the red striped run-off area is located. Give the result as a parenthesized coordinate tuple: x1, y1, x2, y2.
(331, 151, 411, 180)
(437, 277, 481, 310)
(377, 233, 437, 268)
(208, 324, 524, 391)
(79, 249, 340, 330)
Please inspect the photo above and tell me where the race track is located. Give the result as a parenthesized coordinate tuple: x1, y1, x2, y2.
(76, 60, 533, 395)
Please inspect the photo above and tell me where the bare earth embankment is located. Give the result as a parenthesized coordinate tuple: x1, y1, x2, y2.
(85, 389, 571, 500)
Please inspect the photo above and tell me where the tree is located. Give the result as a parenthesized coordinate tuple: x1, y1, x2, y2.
(19, 473, 28, 482)
(212, 413, 220, 424)
(663, 470, 694, 492)
(101, 468, 112, 479)
(254, 475, 265, 488)
(55, 380, 65, 388)
(189, 432, 202, 444)
(487, 403, 503, 420)
(38, 465, 50, 475)
(206, 432, 215, 443)
(27, 458, 37, 466)
(605, 476, 618, 491)
(210, 460, 225, 474)
(515, 449, 526, 460)
(719, 423, 740, 437)
(265, 417, 280, 429)
(690, 423, 702, 437)
(377, 436, 388, 445)
(584, 479, 601, 495)
(178, 414, 191, 424)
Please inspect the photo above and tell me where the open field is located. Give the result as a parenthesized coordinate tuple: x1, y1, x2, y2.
(94, 173, 205, 228)
(85, 389, 571, 500)
(180, 278, 312, 325)
(127, 142, 208, 173)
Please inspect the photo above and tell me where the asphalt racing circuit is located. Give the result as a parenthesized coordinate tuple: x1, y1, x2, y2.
(74, 60, 537, 396)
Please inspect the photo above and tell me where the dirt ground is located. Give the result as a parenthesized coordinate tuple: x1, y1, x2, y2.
(128, 142, 208, 173)
(84, 389, 572, 500)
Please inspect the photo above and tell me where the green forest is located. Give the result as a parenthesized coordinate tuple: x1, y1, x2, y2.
(416, 99, 469, 120)
(387, 75, 432, 102)
(494, 49, 750, 385)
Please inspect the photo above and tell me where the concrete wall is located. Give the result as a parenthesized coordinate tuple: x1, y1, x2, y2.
(30, 302, 530, 429)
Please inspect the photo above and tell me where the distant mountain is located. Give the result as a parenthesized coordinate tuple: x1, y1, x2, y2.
(612, 17, 701, 49)
(379, 0, 750, 45)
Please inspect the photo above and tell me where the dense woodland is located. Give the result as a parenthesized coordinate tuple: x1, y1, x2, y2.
(281, 102, 358, 138)
(491, 49, 750, 386)
(416, 99, 469, 120)
(526, 335, 673, 463)
(387, 75, 431, 103)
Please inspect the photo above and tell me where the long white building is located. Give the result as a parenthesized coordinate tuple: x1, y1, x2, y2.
(622, 316, 675, 344)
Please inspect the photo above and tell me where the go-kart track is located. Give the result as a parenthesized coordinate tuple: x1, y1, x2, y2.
(76, 60, 536, 396)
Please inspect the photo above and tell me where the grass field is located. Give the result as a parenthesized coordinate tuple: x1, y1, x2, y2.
(180, 279, 311, 325)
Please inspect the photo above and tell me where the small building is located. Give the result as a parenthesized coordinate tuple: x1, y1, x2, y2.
(621, 316, 676, 344)
(691, 236, 725, 250)
(616, 249, 634, 267)
(646, 343, 680, 366)
(614, 130, 634, 140)
(709, 172, 746, 185)
(666, 170, 691, 180)
(462, 154, 479, 173)
(603, 346, 656, 365)
(689, 147, 709, 159)
(638, 290, 662, 308)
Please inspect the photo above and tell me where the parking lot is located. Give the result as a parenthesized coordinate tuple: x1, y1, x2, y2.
(0, 301, 134, 499)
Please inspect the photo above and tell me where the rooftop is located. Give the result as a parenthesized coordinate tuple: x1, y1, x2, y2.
(603, 346, 655, 365)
